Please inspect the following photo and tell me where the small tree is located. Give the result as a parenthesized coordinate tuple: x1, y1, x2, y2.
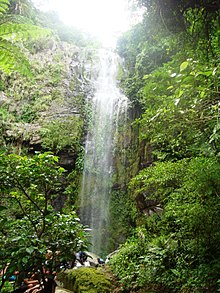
(0, 152, 88, 292)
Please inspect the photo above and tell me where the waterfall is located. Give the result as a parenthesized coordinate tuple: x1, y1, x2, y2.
(80, 49, 128, 256)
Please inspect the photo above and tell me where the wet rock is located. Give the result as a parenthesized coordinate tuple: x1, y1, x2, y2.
(57, 267, 113, 293)
(105, 250, 119, 264)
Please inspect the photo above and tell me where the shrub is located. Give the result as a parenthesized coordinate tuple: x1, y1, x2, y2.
(57, 267, 113, 293)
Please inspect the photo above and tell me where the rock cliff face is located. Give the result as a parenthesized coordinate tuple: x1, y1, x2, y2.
(0, 40, 96, 169)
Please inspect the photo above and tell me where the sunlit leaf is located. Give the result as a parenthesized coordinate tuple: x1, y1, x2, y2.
(196, 70, 212, 77)
(26, 247, 35, 254)
(200, 91, 205, 98)
(180, 61, 189, 72)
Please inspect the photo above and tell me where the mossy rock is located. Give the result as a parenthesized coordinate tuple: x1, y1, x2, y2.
(57, 267, 113, 293)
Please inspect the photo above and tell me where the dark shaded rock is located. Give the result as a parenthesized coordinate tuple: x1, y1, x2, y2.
(58, 150, 77, 171)
(136, 194, 163, 216)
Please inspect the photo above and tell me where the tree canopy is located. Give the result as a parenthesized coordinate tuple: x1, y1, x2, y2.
(0, 152, 88, 292)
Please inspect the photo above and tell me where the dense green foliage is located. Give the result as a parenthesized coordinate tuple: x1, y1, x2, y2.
(40, 117, 83, 152)
(0, 152, 88, 291)
(111, 157, 220, 291)
(110, 1, 220, 292)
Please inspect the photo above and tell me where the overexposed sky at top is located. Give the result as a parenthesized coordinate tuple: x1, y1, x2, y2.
(34, 0, 134, 47)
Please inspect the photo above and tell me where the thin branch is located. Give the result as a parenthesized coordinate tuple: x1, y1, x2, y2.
(13, 196, 39, 235)
(15, 179, 44, 214)
(38, 188, 51, 239)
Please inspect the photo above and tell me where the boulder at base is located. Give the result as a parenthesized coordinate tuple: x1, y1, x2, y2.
(57, 267, 113, 293)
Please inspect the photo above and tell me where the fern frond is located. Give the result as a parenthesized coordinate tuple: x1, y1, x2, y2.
(0, 38, 31, 75)
(0, 23, 51, 41)
(0, 14, 34, 25)
(0, 0, 9, 15)
(0, 0, 51, 76)
(0, 0, 9, 4)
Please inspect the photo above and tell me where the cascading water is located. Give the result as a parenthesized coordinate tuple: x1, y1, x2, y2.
(80, 49, 128, 256)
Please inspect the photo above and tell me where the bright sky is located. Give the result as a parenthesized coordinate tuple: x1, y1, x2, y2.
(34, 0, 134, 47)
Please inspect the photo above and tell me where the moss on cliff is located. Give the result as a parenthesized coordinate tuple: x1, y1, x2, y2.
(0, 40, 95, 154)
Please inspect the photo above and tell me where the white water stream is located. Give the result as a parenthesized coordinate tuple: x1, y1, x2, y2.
(80, 49, 128, 256)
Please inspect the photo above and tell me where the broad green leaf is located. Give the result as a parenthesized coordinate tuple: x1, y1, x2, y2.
(26, 247, 35, 254)
(12, 236, 22, 241)
(178, 90, 184, 98)
(200, 91, 205, 98)
(175, 89, 184, 98)
(196, 70, 212, 77)
(180, 61, 189, 72)
(22, 257, 29, 264)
